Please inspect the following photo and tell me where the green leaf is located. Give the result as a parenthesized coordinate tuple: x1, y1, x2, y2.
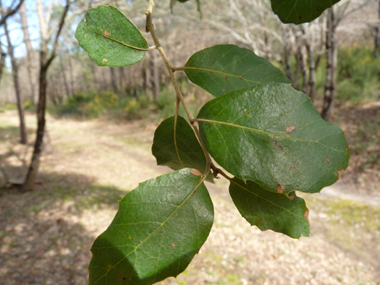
(75, 5, 148, 67)
(152, 116, 213, 182)
(229, 178, 309, 238)
(184, 45, 290, 97)
(89, 169, 214, 285)
(197, 83, 349, 194)
(270, 0, 340, 24)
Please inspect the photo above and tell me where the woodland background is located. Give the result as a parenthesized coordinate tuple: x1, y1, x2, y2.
(0, 0, 380, 284)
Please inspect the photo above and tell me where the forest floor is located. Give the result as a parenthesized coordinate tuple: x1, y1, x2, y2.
(0, 108, 379, 285)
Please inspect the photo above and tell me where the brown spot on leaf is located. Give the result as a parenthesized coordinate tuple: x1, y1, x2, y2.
(325, 156, 330, 164)
(304, 209, 309, 222)
(190, 169, 202, 177)
(239, 77, 243, 80)
(225, 76, 228, 80)
(299, 16, 302, 20)
(102, 58, 108, 62)
(119, 274, 126, 280)
(317, 7, 321, 11)
(290, 164, 296, 170)
(171, 243, 176, 247)
(104, 30, 110, 37)
(337, 169, 345, 179)
(285, 125, 296, 133)
(84, 34, 87, 38)
(272, 140, 283, 150)
(277, 184, 285, 194)
(345, 147, 348, 151)
(84, 17, 87, 22)
(263, 77, 266, 80)
(289, 194, 295, 200)
(259, 219, 263, 223)
(193, 190, 197, 194)
(223, 89, 225, 91)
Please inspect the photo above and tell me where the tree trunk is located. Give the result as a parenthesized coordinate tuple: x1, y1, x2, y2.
(322, 8, 337, 119)
(59, 56, 70, 97)
(0, 45, 6, 85)
(293, 27, 307, 92)
(67, 50, 75, 96)
(3, 17, 27, 144)
(110, 67, 117, 94)
(301, 27, 316, 103)
(374, 0, 380, 57)
(22, 0, 69, 191)
(151, 55, 159, 103)
(22, 52, 48, 191)
(19, 1, 38, 105)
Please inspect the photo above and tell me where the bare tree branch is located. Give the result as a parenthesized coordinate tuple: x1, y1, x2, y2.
(0, 0, 24, 27)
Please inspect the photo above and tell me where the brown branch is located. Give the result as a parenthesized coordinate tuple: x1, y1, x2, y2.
(0, 0, 24, 27)
(45, 0, 70, 68)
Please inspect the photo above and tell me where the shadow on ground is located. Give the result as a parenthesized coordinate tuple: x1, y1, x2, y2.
(0, 167, 128, 285)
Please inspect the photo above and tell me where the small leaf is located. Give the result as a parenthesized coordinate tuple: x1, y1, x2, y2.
(89, 169, 214, 285)
(75, 5, 148, 67)
(152, 116, 213, 182)
(229, 178, 309, 238)
(184, 45, 290, 97)
(270, 0, 340, 24)
(197, 83, 349, 194)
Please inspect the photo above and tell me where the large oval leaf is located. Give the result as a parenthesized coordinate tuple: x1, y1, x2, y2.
(230, 178, 309, 239)
(152, 116, 213, 182)
(270, 0, 340, 24)
(75, 5, 148, 67)
(184, 45, 290, 97)
(197, 83, 349, 194)
(89, 169, 214, 285)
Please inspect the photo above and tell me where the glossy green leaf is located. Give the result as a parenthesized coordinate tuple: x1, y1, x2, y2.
(230, 178, 309, 238)
(270, 0, 340, 24)
(197, 83, 349, 194)
(184, 45, 290, 97)
(89, 169, 214, 285)
(152, 116, 213, 182)
(75, 5, 148, 67)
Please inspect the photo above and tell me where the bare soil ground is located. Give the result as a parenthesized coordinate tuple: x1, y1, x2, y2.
(0, 110, 379, 285)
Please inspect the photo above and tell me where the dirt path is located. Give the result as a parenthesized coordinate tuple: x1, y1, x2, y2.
(0, 111, 379, 285)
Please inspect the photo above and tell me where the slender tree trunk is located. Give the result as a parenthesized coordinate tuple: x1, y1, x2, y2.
(110, 67, 117, 94)
(59, 56, 70, 97)
(151, 55, 159, 103)
(119, 67, 124, 97)
(3, 18, 27, 144)
(67, 51, 75, 96)
(374, 0, 380, 57)
(22, 0, 69, 191)
(322, 8, 337, 119)
(0, 45, 5, 85)
(23, 50, 48, 191)
(293, 28, 307, 92)
(301, 27, 316, 103)
(19, 1, 38, 105)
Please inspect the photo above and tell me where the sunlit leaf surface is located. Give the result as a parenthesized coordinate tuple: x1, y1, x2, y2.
(75, 5, 148, 67)
(89, 169, 214, 285)
(198, 83, 349, 194)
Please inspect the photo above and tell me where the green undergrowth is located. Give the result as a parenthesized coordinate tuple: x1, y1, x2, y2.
(48, 80, 212, 122)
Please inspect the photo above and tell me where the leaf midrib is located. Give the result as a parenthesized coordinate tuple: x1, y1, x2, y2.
(92, 175, 206, 284)
(197, 118, 345, 153)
